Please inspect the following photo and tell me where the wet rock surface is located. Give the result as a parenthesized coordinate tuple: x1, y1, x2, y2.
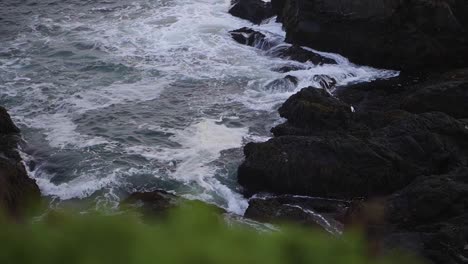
(245, 195, 347, 233)
(228, 1, 468, 262)
(268, 45, 337, 65)
(230, 27, 278, 50)
(270, 0, 468, 71)
(0, 106, 40, 219)
(237, 74, 468, 262)
(229, 27, 337, 66)
(228, 0, 274, 25)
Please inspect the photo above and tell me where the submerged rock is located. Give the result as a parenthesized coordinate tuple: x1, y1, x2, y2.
(271, 0, 468, 70)
(230, 27, 278, 50)
(263, 75, 298, 93)
(229, 0, 274, 25)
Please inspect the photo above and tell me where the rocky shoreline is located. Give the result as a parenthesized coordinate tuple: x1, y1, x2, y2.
(229, 0, 468, 263)
(0, 107, 40, 219)
(1, 0, 467, 262)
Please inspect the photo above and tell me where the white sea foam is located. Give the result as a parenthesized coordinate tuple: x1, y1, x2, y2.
(1, 0, 398, 214)
(127, 118, 249, 214)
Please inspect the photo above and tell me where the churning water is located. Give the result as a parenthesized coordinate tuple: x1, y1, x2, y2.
(0, 0, 397, 214)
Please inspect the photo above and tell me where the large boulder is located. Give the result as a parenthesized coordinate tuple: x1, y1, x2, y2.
(238, 86, 468, 198)
(268, 45, 337, 65)
(336, 69, 468, 118)
(229, 0, 274, 24)
(230, 27, 279, 50)
(271, 0, 468, 70)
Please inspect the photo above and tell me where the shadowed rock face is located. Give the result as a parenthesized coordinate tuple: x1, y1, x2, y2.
(236, 69, 468, 263)
(271, 0, 468, 71)
(0, 106, 20, 134)
(239, 79, 468, 198)
(228, 0, 468, 261)
(0, 106, 40, 219)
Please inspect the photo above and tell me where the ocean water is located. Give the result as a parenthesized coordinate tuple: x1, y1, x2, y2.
(0, 0, 397, 214)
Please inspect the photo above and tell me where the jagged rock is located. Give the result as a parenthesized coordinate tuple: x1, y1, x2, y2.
(230, 27, 278, 50)
(274, 87, 352, 134)
(239, 86, 468, 198)
(0, 106, 20, 134)
(337, 69, 468, 118)
(271, 0, 468, 70)
(229, 0, 274, 25)
(0, 107, 40, 218)
(268, 45, 337, 65)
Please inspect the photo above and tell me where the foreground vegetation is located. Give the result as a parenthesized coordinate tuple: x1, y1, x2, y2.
(0, 203, 421, 264)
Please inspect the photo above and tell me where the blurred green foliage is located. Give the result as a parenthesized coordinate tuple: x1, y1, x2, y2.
(0, 204, 418, 264)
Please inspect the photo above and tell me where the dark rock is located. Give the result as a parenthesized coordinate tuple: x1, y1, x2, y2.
(400, 71, 468, 119)
(230, 27, 278, 50)
(347, 169, 468, 264)
(271, 64, 308, 73)
(229, 0, 274, 25)
(0, 107, 40, 218)
(269, 45, 337, 65)
(245, 195, 348, 232)
(271, 0, 468, 70)
(238, 135, 405, 198)
(337, 69, 468, 118)
(0, 106, 20, 134)
(239, 85, 468, 198)
(313, 75, 337, 91)
(275, 87, 352, 133)
(385, 169, 468, 228)
(0, 156, 41, 218)
(263, 75, 298, 93)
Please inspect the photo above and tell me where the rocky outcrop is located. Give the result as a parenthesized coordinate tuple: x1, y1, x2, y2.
(237, 73, 468, 263)
(270, 0, 468, 71)
(228, 2, 468, 262)
(239, 85, 468, 198)
(0, 106, 40, 218)
(230, 27, 337, 66)
(229, 0, 274, 25)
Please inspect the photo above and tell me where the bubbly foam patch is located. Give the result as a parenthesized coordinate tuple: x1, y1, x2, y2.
(127, 119, 249, 214)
